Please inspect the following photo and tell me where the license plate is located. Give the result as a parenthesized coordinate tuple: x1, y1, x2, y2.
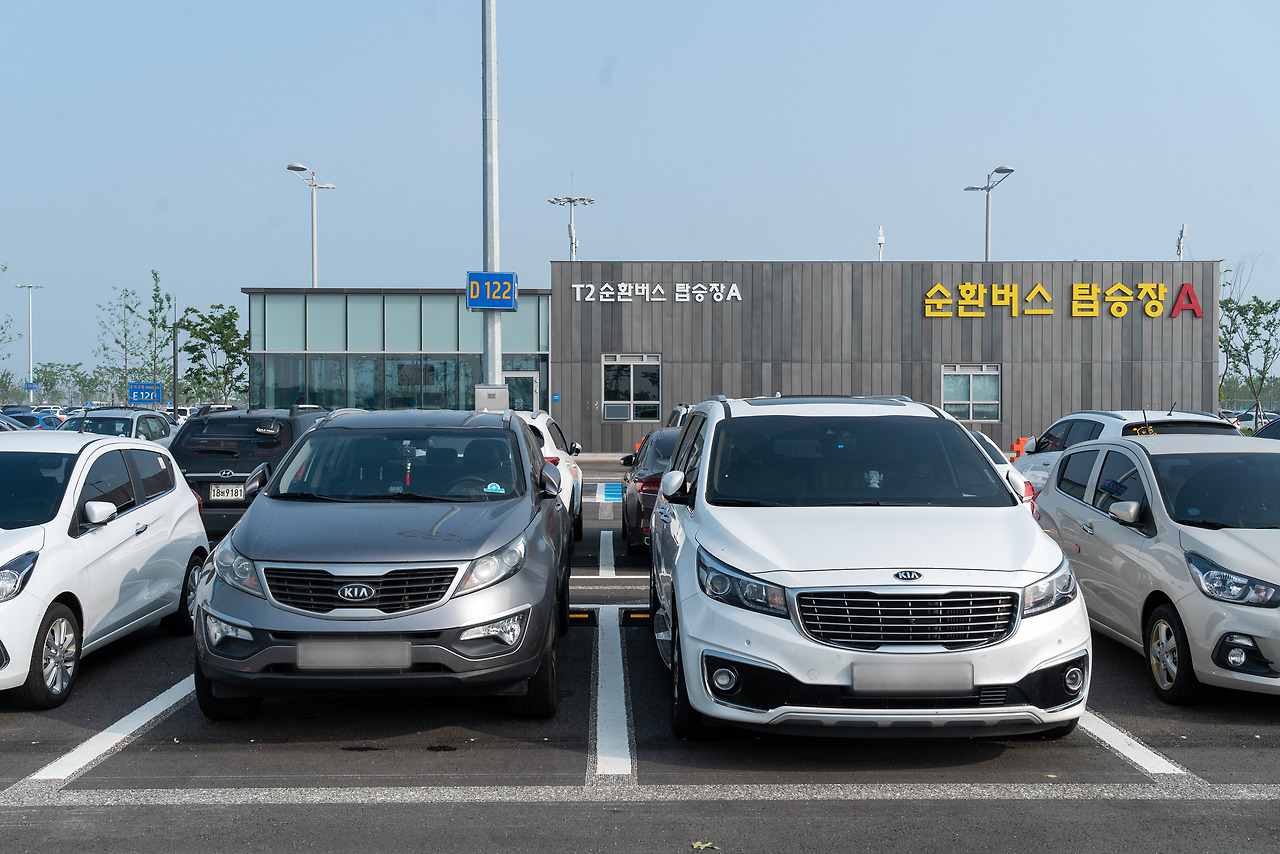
(296, 641, 412, 670)
(851, 662, 974, 694)
(209, 483, 244, 501)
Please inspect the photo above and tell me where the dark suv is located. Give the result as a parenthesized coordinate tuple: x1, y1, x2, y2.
(191, 408, 571, 721)
(168, 406, 330, 539)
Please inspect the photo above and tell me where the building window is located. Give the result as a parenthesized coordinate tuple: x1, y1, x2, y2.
(602, 354, 661, 421)
(942, 364, 1001, 422)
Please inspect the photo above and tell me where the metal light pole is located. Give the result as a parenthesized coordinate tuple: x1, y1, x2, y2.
(481, 0, 503, 389)
(1177, 224, 1188, 261)
(15, 284, 43, 403)
(877, 225, 884, 262)
(964, 166, 1015, 262)
(286, 164, 336, 288)
(548, 196, 594, 260)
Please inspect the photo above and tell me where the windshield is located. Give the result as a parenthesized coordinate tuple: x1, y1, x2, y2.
(0, 452, 76, 529)
(269, 428, 526, 502)
(1120, 420, 1238, 437)
(58, 416, 132, 437)
(705, 414, 1014, 508)
(1154, 452, 1280, 529)
(175, 418, 292, 459)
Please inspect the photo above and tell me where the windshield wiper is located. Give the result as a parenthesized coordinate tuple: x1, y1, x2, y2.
(810, 500, 888, 507)
(709, 497, 787, 507)
(1173, 518, 1236, 530)
(270, 491, 345, 502)
(344, 492, 450, 502)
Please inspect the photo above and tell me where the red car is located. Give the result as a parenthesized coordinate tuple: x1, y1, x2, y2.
(619, 427, 683, 553)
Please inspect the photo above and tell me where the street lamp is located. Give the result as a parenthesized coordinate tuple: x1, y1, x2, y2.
(548, 196, 594, 261)
(964, 166, 1015, 262)
(286, 163, 336, 288)
(14, 284, 43, 403)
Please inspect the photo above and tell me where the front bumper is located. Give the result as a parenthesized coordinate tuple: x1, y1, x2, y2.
(1180, 593, 1280, 695)
(0, 598, 46, 691)
(678, 590, 1091, 736)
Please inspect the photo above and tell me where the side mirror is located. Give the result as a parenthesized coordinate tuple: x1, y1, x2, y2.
(1005, 468, 1031, 501)
(620, 454, 636, 467)
(540, 461, 562, 497)
(569, 441, 582, 456)
(1109, 500, 1142, 526)
(84, 500, 117, 526)
(1026, 436, 1040, 454)
(660, 470, 691, 505)
(244, 462, 273, 499)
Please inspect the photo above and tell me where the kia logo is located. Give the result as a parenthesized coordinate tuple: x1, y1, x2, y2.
(338, 583, 376, 602)
(220, 469, 235, 478)
(894, 570, 923, 581)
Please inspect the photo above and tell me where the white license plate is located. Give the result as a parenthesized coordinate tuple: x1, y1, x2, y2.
(209, 483, 244, 501)
(851, 662, 974, 694)
(296, 641, 412, 670)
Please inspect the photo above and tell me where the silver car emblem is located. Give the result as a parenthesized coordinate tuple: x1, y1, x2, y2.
(894, 570, 923, 581)
(220, 469, 235, 478)
(338, 583, 376, 602)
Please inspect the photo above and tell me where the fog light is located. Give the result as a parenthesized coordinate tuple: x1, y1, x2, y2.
(460, 613, 526, 646)
(1063, 666, 1085, 693)
(1227, 647, 1248, 667)
(1225, 633, 1256, 648)
(205, 614, 253, 647)
(711, 667, 738, 692)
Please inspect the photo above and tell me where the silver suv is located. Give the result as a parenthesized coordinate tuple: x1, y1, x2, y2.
(57, 406, 175, 447)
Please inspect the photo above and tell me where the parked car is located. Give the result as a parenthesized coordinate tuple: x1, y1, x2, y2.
(1252, 419, 1280, 441)
(969, 429, 1035, 506)
(515, 410, 584, 542)
(191, 408, 571, 721)
(0, 414, 26, 432)
(168, 405, 329, 540)
(12, 412, 62, 430)
(1233, 410, 1274, 433)
(664, 404, 692, 428)
(0, 432, 208, 708)
(1014, 409, 1239, 493)
(649, 395, 1088, 739)
(58, 407, 175, 446)
(620, 427, 683, 553)
(1033, 434, 1280, 704)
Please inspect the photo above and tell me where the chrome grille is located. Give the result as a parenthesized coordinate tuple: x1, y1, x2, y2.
(262, 566, 458, 615)
(796, 590, 1018, 650)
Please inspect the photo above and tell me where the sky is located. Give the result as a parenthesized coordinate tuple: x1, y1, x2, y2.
(1, 0, 1277, 372)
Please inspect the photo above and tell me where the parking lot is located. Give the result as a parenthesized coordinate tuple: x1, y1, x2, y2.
(3, 461, 1280, 852)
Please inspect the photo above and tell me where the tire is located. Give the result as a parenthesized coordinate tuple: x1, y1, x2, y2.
(161, 552, 203, 636)
(669, 609, 707, 740)
(557, 561, 571, 637)
(1037, 718, 1079, 740)
(573, 499, 584, 542)
(1145, 603, 1203, 705)
(8, 603, 81, 710)
(510, 638, 558, 719)
(194, 656, 263, 721)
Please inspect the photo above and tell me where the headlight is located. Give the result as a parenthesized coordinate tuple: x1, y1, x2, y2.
(1023, 558, 1077, 617)
(1187, 553, 1280, 607)
(0, 551, 39, 603)
(212, 537, 264, 598)
(456, 535, 526, 596)
(697, 548, 788, 618)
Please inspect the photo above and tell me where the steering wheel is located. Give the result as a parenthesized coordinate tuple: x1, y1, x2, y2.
(446, 476, 496, 497)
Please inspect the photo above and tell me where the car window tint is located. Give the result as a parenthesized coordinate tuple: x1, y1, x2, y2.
(0, 452, 75, 528)
(1063, 419, 1102, 449)
(669, 413, 705, 473)
(129, 449, 176, 500)
(1254, 421, 1280, 441)
(1056, 450, 1098, 502)
(1155, 452, 1280, 529)
(548, 421, 569, 452)
(1035, 420, 1072, 453)
(80, 450, 137, 515)
(676, 416, 708, 486)
(1092, 451, 1146, 514)
(1120, 420, 1239, 437)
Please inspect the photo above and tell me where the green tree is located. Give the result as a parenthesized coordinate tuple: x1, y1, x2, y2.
(0, 263, 19, 366)
(140, 270, 176, 388)
(178, 304, 248, 405)
(95, 286, 144, 403)
(1218, 294, 1280, 430)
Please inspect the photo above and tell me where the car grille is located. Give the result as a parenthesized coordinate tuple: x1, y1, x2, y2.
(796, 590, 1019, 650)
(262, 566, 459, 615)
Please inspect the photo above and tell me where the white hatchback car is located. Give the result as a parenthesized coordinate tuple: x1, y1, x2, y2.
(1033, 434, 1280, 703)
(0, 432, 208, 708)
(650, 396, 1090, 739)
(515, 411, 584, 542)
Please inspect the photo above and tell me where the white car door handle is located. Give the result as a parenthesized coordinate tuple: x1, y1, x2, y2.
(657, 508, 672, 523)
(134, 524, 149, 536)
(1082, 522, 1094, 535)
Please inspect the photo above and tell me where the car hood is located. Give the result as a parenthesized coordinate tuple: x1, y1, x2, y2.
(0, 526, 45, 558)
(232, 496, 533, 563)
(1179, 527, 1280, 583)
(694, 505, 1062, 581)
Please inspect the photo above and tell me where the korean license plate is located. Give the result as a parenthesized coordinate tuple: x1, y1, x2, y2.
(851, 662, 974, 694)
(209, 483, 244, 501)
(296, 641, 412, 670)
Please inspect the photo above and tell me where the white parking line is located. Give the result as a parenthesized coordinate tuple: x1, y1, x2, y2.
(593, 606, 633, 776)
(31, 676, 194, 781)
(598, 530, 615, 578)
(1079, 711, 1185, 775)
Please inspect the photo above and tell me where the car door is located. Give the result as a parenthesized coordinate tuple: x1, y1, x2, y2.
(1038, 447, 1115, 625)
(124, 447, 188, 618)
(652, 412, 708, 614)
(73, 448, 160, 646)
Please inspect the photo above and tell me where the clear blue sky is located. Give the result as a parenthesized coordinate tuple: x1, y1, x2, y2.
(1, 0, 1277, 370)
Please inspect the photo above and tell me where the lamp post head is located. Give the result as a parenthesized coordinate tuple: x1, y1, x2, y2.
(317, 183, 336, 190)
(287, 163, 309, 172)
(964, 185, 985, 192)
(993, 165, 1015, 174)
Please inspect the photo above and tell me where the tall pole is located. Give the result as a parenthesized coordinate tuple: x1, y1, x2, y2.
(172, 297, 179, 414)
(964, 166, 1014, 263)
(481, 0, 502, 387)
(15, 284, 43, 403)
(310, 183, 318, 288)
(984, 189, 993, 263)
(548, 196, 594, 261)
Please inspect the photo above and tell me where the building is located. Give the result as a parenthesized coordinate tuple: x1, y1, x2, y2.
(246, 260, 1218, 453)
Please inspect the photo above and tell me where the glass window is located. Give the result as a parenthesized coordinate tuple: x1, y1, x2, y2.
(129, 449, 175, 500)
(501, 304, 539, 352)
(1056, 450, 1098, 502)
(458, 302, 484, 351)
(1064, 419, 1103, 449)
(601, 355, 662, 422)
(249, 293, 265, 351)
(386, 356, 423, 409)
(423, 295, 459, 350)
(264, 294, 305, 351)
(384, 295, 420, 351)
(0, 451, 74, 528)
(1093, 451, 1146, 515)
(306, 294, 345, 351)
(1034, 420, 1073, 454)
(941, 364, 1001, 422)
(265, 354, 305, 409)
(347, 294, 383, 351)
(79, 450, 137, 519)
(308, 354, 347, 409)
(349, 355, 385, 410)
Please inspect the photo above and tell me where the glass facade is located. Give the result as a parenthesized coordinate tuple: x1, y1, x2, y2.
(246, 290, 550, 412)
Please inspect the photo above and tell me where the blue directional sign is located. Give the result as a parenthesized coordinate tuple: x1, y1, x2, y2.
(128, 382, 162, 404)
(24, 382, 38, 391)
(466, 271, 518, 311)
